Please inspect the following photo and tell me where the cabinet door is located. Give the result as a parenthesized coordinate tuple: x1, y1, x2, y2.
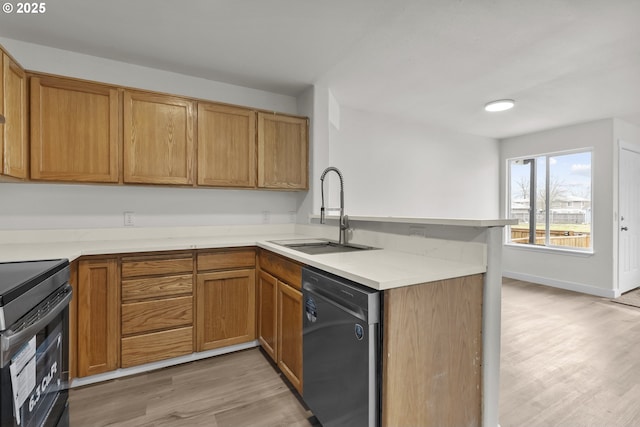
(30, 75, 119, 182)
(257, 270, 278, 361)
(123, 90, 195, 185)
(197, 103, 256, 187)
(257, 112, 308, 190)
(196, 269, 256, 351)
(277, 281, 303, 393)
(77, 258, 119, 377)
(1, 52, 27, 179)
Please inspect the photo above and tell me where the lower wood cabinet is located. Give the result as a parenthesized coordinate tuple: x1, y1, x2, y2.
(71, 247, 297, 383)
(120, 252, 194, 368)
(196, 249, 256, 352)
(257, 270, 278, 361)
(257, 249, 303, 394)
(196, 269, 255, 351)
(76, 258, 119, 377)
(121, 295, 193, 336)
(121, 327, 194, 368)
(277, 281, 303, 392)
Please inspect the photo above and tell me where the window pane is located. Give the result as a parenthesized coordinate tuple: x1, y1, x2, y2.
(509, 157, 546, 246)
(547, 152, 592, 249)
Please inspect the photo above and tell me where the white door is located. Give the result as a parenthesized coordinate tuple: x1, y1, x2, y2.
(618, 143, 640, 294)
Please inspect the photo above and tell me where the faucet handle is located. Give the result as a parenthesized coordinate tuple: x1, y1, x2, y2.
(341, 214, 350, 229)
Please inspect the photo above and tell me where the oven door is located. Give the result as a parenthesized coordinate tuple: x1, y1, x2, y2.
(0, 284, 72, 427)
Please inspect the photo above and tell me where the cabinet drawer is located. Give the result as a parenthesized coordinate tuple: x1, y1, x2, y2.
(259, 250, 302, 289)
(122, 296, 193, 336)
(122, 274, 193, 302)
(122, 255, 193, 278)
(121, 326, 193, 368)
(197, 249, 255, 272)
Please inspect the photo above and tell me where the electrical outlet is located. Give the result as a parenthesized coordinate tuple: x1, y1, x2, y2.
(262, 211, 271, 224)
(289, 211, 297, 223)
(123, 211, 135, 227)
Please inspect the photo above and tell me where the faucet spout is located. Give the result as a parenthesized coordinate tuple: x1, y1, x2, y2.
(320, 166, 348, 245)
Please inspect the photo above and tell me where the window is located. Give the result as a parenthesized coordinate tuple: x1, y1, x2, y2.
(507, 150, 592, 251)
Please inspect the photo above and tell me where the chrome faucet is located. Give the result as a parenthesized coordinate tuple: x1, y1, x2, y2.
(320, 166, 349, 245)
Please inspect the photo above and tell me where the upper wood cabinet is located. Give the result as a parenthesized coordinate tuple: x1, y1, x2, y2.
(257, 112, 308, 190)
(123, 90, 195, 185)
(197, 102, 256, 188)
(30, 75, 119, 182)
(0, 35, 309, 190)
(1, 51, 28, 179)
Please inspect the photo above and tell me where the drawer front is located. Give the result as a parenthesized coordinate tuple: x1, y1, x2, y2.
(197, 249, 256, 272)
(122, 274, 193, 302)
(259, 250, 302, 289)
(122, 255, 193, 278)
(122, 296, 193, 335)
(121, 326, 193, 368)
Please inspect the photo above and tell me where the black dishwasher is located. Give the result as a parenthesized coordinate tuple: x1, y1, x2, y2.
(302, 267, 380, 427)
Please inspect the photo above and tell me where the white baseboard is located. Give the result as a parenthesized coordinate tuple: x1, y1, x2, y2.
(503, 271, 616, 298)
(71, 341, 259, 388)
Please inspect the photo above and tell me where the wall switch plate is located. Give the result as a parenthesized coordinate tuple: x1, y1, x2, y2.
(124, 211, 135, 227)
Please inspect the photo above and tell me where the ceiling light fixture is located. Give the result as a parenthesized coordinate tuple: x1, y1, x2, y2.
(484, 99, 515, 112)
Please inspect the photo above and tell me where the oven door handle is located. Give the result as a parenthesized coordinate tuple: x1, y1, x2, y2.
(1, 285, 72, 355)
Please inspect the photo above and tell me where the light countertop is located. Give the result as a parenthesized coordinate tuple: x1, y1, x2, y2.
(0, 228, 486, 290)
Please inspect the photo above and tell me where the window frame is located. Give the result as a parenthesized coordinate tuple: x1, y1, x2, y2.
(505, 148, 594, 254)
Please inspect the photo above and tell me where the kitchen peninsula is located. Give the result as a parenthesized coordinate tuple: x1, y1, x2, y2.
(0, 217, 514, 427)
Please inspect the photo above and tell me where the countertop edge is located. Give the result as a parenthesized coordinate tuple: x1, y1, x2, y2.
(309, 215, 518, 227)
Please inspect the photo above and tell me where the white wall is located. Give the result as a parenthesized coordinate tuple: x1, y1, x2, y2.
(0, 183, 299, 229)
(0, 37, 297, 113)
(500, 119, 616, 297)
(295, 85, 327, 223)
(326, 105, 500, 218)
(0, 38, 305, 230)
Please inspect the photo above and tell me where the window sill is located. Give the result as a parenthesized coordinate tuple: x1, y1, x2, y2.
(504, 242, 594, 257)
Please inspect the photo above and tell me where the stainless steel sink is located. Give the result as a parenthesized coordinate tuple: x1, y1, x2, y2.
(269, 239, 378, 255)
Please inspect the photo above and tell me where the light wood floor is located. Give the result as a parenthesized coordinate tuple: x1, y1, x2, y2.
(500, 278, 640, 427)
(69, 349, 315, 426)
(70, 279, 640, 427)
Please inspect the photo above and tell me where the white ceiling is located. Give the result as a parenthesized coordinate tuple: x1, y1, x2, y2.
(1, 0, 639, 139)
